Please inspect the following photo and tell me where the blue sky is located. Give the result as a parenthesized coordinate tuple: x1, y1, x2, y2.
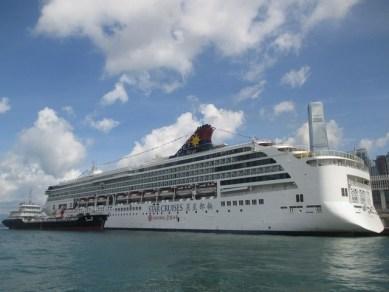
(0, 0, 388, 209)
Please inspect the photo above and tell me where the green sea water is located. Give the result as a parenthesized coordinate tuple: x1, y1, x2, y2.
(0, 227, 388, 291)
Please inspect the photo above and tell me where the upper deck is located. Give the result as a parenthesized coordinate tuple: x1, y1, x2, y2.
(294, 149, 367, 171)
(45, 140, 368, 203)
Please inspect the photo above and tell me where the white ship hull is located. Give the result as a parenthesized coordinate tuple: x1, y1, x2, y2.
(102, 196, 382, 234)
(44, 146, 384, 234)
(105, 162, 383, 234)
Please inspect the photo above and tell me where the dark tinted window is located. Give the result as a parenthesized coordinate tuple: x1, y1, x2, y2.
(221, 173, 291, 186)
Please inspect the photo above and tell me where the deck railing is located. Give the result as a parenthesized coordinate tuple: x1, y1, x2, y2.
(294, 149, 364, 163)
(311, 150, 364, 163)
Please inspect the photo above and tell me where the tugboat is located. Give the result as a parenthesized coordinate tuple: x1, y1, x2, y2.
(2, 202, 108, 231)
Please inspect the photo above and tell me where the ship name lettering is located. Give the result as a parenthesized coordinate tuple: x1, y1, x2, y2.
(148, 203, 183, 213)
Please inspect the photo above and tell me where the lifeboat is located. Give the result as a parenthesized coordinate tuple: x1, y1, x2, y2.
(176, 185, 194, 196)
(97, 196, 107, 205)
(159, 187, 174, 197)
(197, 182, 217, 194)
(142, 190, 156, 202)
(143, 190, 156, 197)
(87, 197, 96, 206)
(129, 192, 141, 202)
(129, 191, 141, 196)
(116, 194, 128, 201)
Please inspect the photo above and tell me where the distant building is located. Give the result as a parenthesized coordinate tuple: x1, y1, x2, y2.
(308, 102, 329, 152)
(371, 175, 389, 227)
(355, 148, 371, 168)
(375, 155, 389, 175)
(386, 152, 389, 172)
(370, 163, 379, 176)
(370, 151, 389, 228)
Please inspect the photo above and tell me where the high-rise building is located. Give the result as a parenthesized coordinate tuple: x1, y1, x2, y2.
(308, 102, 329, 152)
(386, 152, 389, 172)
(370, 163, 379, 176)
(376, 155, 389, 175)
(355, 148, 371, 168)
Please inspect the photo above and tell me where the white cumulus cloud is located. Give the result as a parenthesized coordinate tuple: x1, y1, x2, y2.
(279, 120, 343, 149)
(359, 132, 389, 154)
(62, 105, 75, 116)
(281, 66, 311, 88)
(0, 108, 86, 207)
(303, 0, 360, 30)
(34, 0, 287, 76)
(118, 104, 244, 167)
(34, 1, 359, 93)
(87, 117, 120, 133)
(0, 97, 11, 113)
(119, 72, 183, 95)
(326, 120, 344, 149)
(101, 78, 129, 106)
(234, 80, 266, 102)
(17, 108, 86, 176)
(273, 33, 302, 52)
(273, 101, 295, 116)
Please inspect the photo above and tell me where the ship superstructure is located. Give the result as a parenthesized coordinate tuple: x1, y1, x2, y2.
(2, 201, 108, 231)
(6, 202, 47, 221)
(43, 106, 384, 234)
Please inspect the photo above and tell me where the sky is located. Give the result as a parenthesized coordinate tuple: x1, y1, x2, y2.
(0, 0, 388, 211)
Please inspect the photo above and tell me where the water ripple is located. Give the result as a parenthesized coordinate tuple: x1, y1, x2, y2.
(0, 230, 388, 291)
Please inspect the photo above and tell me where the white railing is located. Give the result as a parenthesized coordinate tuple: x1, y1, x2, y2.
(294, 149, 364, 163)
(311, 150, 364, 163)
(293, 149, 368, 171)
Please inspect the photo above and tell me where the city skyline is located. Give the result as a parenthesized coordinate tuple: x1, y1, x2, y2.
(0, 0, 389, 210)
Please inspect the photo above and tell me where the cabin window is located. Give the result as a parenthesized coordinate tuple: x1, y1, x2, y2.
(239, 200, 244, 206)
(295, 194, 304, 202)
(233, 201, 237, 206)
(251, 200, 257, 205)
(341, 188, 348, 197)
(245, 200, 250, 205)
(258, 199, 264, 205)
(227, 201, 231, 206)
(221, 201, 225, 207)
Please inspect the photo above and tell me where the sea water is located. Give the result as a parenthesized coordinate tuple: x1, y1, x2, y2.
(0, 227, 388, 291)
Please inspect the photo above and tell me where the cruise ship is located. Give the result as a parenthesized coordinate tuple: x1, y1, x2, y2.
(43, 103, 384, 234)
